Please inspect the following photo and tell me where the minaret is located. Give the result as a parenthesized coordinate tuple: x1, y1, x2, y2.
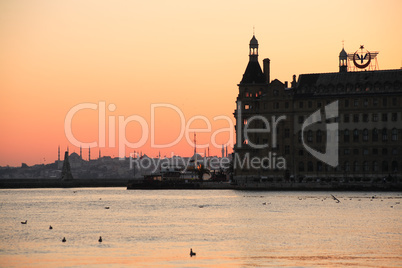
(99, 149, 101, 159)
(225, 145, 228, 157)
(88, 146, 91, 161)
(58, 146, 60, 162)
(339, 42, 348, 73)
(221, 145, 224, 158)
(194, 133, 196, 156)
(80, 146, 82, 159)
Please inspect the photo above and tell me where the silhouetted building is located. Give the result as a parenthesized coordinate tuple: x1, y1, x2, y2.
(233, 36, 402, 183)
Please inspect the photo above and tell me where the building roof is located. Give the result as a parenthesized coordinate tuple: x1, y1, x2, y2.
(297, 69, 402, 88)
(240, 61, 266, 84)
(250, 35, 258, 46)
(339, 48, 347, 58)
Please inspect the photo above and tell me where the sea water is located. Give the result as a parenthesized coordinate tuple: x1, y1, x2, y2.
(0, 188, 401, 267)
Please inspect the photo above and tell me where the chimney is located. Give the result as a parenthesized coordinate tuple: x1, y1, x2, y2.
(284, 81, 288, 88)
(291, 74, 297, 88)
(263, 58, 270, 84)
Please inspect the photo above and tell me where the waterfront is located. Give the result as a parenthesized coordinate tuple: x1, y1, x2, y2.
(0, 188, 401, 267)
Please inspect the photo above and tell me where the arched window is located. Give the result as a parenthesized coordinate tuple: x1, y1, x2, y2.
(372, 128, 378, 142)
(316, 130, 322, 143)
(353, 129, 359, 142)
(298, 162, 304, 172)
(382, 161, 388, 172)
(373, 161, 378, 172)
(353, 161, 359, 172)
(392, 128, 398, 141)
(307, 161, 314, 172)
(363, 129, 368, 141)
(382, 128, 388, 141)
(344, 130, 350, 142)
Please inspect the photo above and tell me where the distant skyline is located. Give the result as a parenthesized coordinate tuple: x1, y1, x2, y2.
(1, 0, 402, 166)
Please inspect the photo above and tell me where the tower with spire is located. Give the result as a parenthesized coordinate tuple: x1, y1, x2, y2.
(339, 42, 348, 73)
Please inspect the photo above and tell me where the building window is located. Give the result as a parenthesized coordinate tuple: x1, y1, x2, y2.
(317, 161, 322, 171)
(382, 148, 388, 155)
(364, 98, 368, 107)
(392, 113, 397, 121)
(285, 145, 290, 155)
(382, 113, 388, 122)
(373, 161, 378, 172)
(284, 128, 290, 138)
(353, 161, 359, 172)
(299, 101, 303, 108)
(392, 161, 398, 172)
(307, 161, 313, 172)
(383, 98, 388, 107)
(344, 130, 350, 142)
(392, 98, 397, 106)
(363, 148, 369, 155)
(373, 98, 378, 106)
(299, 149, 304, 156)
(245, 104, 250, 110)
(382, 161, 388, 172)
(354, 99, 359, 107)
(363, 114, 369, 122)
(344, 149, 350, 155)
(317, 102, 322, 108)
(316, 130, 322, 143)
(298, 162, 304, 172)
(344, 99, 349, 107)
(392, 148, 398, 155)
(273, 90, 278, 96)
(382, 128, 388, 141)
(344, 114, 349, 123)
(344, 161, 350, 172)
(298, 116, 304, 124)
(308, 101, 312, 108)
(363, 161, 369, 172)
(353, 129, 359, 142)
(372, 113, 378, 122)
(363, 129, 369, 141)
(373, 148, 378, 155)
(372, 129, 378, 142)
(392, 128, 398, 141)
(285, 102, 289, 109)
(353, 114, 359, 123)
(307, 130, 313, 142)
(274, 102, 279, 109)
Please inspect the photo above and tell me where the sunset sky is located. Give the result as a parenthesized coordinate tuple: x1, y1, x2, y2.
(1, 0, 402, 166)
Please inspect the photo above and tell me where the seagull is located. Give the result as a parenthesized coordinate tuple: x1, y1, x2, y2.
(49, 225, 53, 229)
(21, 220, 27, 224)
(62, 237, 66, 242)
(190, 248, 196, 257)
(98, 236, 102, 243)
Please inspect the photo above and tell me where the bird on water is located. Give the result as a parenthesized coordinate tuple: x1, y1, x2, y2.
(62, 237, 66, 242)
(21, 220, 27, 224)
(190, 248, 196, 257)
(49, 225, 53, 229)
(98, 236, 102, 243)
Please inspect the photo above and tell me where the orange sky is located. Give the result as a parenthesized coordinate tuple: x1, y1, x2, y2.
(1, 0, 402, 166)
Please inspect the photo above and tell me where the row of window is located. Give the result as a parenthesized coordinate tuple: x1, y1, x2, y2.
(299, 83, 401, 94)
(297, 112, 399, 124)
(298, 160, 399, 172)
(297, 147, 399, 156)
(295, 128, 399, 143)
